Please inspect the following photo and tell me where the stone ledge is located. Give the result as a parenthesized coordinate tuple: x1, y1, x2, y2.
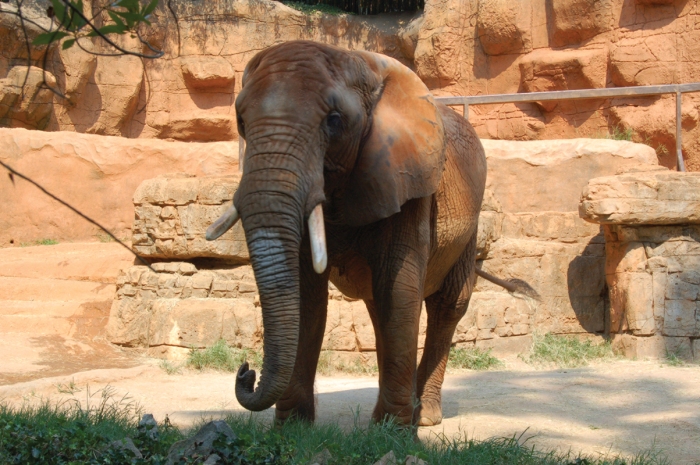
(580, 171, 700, 225)
(132, 175, 248, 262)
(106, 262, 534, 353)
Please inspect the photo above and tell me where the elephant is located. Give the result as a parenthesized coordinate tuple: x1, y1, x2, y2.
(206, 40, 506, 427)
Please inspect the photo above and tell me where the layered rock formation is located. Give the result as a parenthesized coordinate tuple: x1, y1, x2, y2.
(107, 138, 659, 357)
(2, 0, 698, 169)
(580, 170, 700, 360)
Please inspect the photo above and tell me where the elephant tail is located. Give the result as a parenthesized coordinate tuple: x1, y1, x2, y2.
(475, 268, 540, 301)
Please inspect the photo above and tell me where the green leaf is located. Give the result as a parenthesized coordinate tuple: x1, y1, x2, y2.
(87, 23, 128, 37)
(113, 10, 144, 28)
(50, 0, 67, 26)
(107, 10, 126, 28)
(32, 30, 70, 45)
(142, 0, 159, 17)
(68, 0, 86, 30)
(62, 38, 76, 49)
(116, 0, 140, 12)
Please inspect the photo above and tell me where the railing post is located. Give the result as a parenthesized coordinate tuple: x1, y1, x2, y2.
(676, 91, 686, 172)
(464, 104, 469, 120)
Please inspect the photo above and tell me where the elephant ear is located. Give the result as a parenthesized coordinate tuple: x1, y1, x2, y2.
(342, 51, 446, 227)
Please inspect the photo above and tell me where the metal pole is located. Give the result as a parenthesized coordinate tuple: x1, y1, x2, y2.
(676, 91, 686, 172)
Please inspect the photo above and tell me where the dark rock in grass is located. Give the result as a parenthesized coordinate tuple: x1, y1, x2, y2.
(374, 450, 397, 465)
(308, 448, 333, 465)
(109, 437, 143, 459)
(139, 413, 159, 441)
(166, 420, 236, 465)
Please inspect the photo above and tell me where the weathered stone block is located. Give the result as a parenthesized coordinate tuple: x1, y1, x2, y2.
(221, 300, 262, 349)
(611, 334, 666, 359)
(519, 48, 607, 112)
(180, 56, 235, 89)
(476, 0, 531, 55)
(580, 171, 700, 225)
(663, 300, 697, 337)
(149, 299, 228, 348)
(483, 139, 657, 213)
(549, 0, 613, 47)
(132, 176, 248, 262)
(106, 298, 152, 347)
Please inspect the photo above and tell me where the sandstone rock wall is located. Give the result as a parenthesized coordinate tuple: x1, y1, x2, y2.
(412, 0, 700, 170)
(580, 170, 700, 360)
(3, 0, 699, 170)
(0, 128, 239, 246)
(107, 138, 660, 357)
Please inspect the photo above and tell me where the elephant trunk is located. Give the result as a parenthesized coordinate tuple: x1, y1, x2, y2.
(233, 142, 322, 412)
(235, 192, 302, 411)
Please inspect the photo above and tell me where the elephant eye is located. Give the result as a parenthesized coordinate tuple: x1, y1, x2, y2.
(326, 112, 342, 136)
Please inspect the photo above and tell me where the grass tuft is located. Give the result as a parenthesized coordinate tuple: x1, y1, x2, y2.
(522, 333, 617, 369)
(664, 349, 686, 367)
(21, 238, 58, 247)
(185, 339, 262, 372)
(447, 346, 503, 370)
(159, 359, 183, 375)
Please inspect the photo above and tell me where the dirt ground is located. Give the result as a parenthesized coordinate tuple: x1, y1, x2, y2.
(1, 243, 699, 464)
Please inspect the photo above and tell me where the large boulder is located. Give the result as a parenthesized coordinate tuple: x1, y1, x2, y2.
(476, 0, 531, 56)
(482, 138, 658, 213)
(0, 128, 239, 246)
(549, 0, 613, 48)
(519, 48, 608, 112)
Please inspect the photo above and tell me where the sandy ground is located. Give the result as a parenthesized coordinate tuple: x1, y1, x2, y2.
(1, 243, 699, 463)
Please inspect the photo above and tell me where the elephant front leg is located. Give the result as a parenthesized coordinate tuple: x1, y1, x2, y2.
(275, 239, 329, 423)
(364, 198, 430, 426)
(416, 237, 477, 426)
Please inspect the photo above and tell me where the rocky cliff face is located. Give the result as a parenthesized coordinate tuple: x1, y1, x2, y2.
(1, 0, 699, 170)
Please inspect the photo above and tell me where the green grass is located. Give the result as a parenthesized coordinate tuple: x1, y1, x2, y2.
(447, 346, 504, 370)
(0, 397, 670, 465)
(0, 386, 183, 464)
(281, 1, 350, 15)
(607, 125, 635, 141)
(159, 359, 183, 375)
(185, 339, 263, 373)
(21, 238, 59, 247)
(664, 349, 687, 367)
(522, 333, 617, 369)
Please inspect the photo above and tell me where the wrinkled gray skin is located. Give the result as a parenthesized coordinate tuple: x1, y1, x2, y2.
(215, 41, 486, 427)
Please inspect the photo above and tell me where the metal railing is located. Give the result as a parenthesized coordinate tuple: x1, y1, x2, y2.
(436, 83, 700, 172)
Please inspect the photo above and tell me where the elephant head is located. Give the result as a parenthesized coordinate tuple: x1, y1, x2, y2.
(207, 41, 446, 412)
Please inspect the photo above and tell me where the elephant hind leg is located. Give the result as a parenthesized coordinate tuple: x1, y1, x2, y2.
(416, 235, 477, 426)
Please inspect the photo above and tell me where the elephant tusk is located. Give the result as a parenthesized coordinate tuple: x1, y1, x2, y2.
(308, 204, 327, 274)
(206, 205, 239, 241)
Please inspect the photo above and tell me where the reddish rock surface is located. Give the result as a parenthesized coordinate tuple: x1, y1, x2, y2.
(2, 0, 699, 169)
(0, 128, 239, 246)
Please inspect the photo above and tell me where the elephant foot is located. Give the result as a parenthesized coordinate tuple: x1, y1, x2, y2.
(275, 397, 316, 424)
(416, 398, 443, 426)
(372, 402, 414, 426)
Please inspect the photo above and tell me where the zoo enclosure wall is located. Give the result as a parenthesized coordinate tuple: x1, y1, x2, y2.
(436, 82, 700, 172)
